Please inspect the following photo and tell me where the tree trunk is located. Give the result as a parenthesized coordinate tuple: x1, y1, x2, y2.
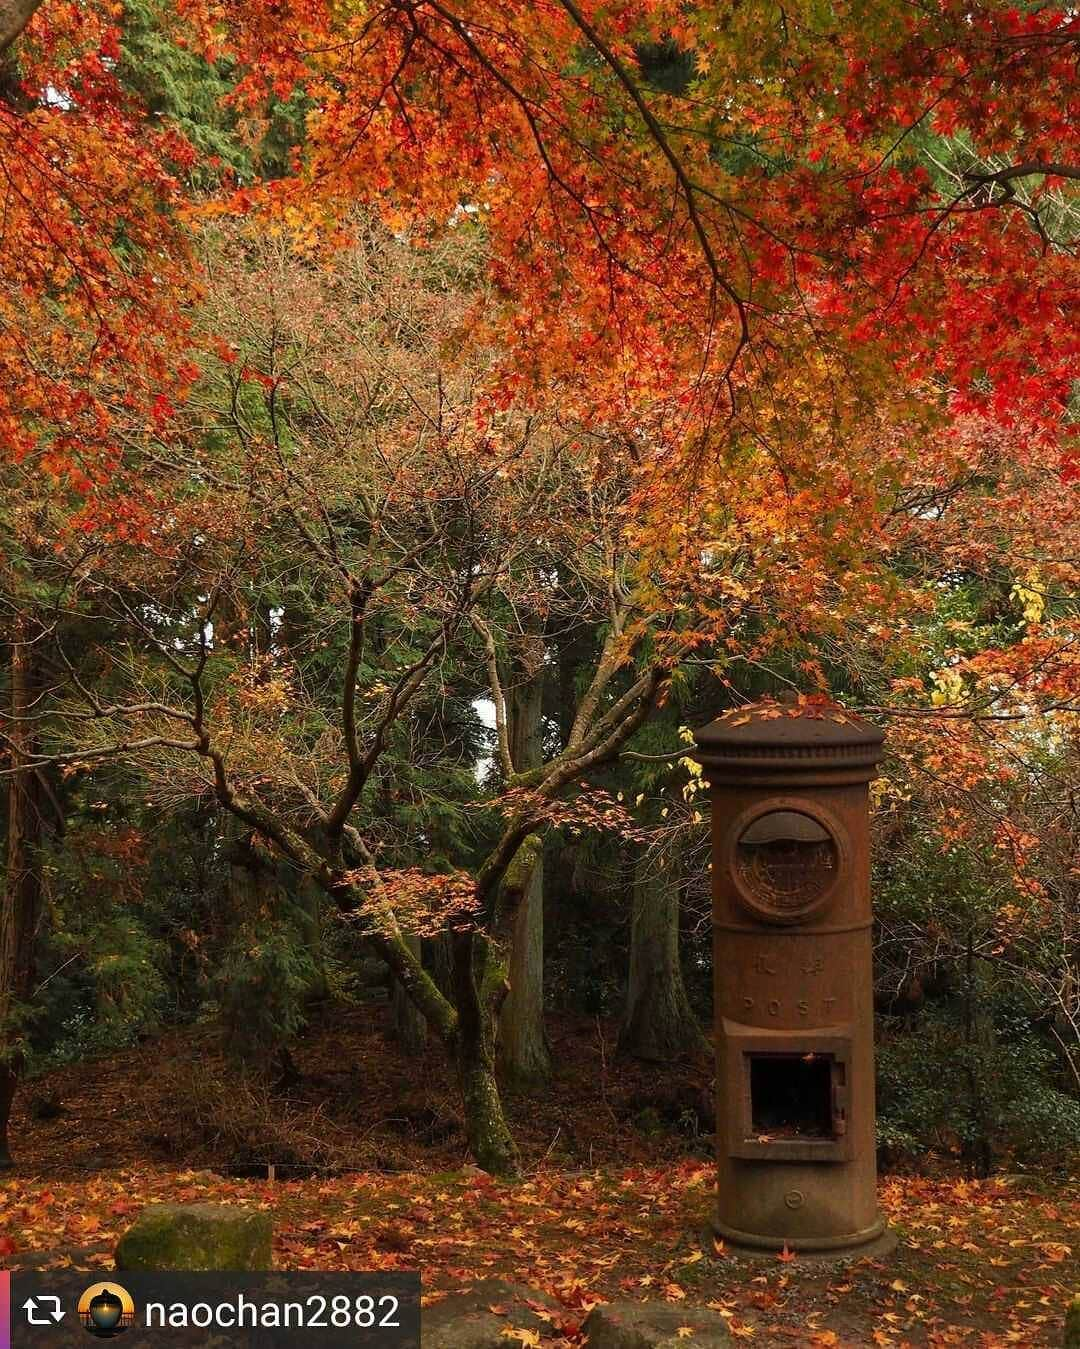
(390, 935, 428, 1054)
(298, 873, 329, 1004)
(497, 631, 551, 1083)
(0, 612, 44, 1167)
(498, 858, 548, 1083)
(961, 925, 994, 1178)
(619, 850, 707, 1062)
(453, 929, 519, 1176)
(0, 0, 44, 57)
(212, 750, 514, 1175)
(429, 932, 454, 1000)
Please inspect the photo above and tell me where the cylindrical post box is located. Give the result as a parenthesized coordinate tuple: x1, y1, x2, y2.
(693, 698, 894, 1258)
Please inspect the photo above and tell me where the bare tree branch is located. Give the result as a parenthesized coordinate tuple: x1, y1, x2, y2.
(469, 613, 514, 779)
(963, 161, 1080, 186)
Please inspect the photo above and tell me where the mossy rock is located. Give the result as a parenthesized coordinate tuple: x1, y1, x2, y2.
(421, 1279, 562, 1349)
(115, 1203, 272, 1271)
(1065, 1294, 1080, 1349)
(584, 1301, 730, 1348)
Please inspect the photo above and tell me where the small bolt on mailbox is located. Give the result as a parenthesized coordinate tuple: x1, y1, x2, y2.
(693, 696, 896, 1259)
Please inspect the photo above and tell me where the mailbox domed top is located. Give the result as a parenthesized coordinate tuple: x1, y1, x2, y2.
(696, 699, 884, 749)
(693, 698, 884, 782)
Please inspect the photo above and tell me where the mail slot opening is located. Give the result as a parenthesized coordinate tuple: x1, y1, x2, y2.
(748, 1052, 841, 1140)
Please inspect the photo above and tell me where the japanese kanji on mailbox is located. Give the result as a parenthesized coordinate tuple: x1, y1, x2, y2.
(694, 697, 895, 1258)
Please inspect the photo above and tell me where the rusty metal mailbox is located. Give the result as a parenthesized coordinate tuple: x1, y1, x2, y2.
(694, 698, 894, 1258)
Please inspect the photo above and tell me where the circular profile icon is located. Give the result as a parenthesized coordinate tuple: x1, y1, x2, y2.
(78, 1282, 136, 1338)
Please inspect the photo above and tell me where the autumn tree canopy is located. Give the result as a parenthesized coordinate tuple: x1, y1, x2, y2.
(7, 2, 1077, 484)
(5, 0, 1076, 705)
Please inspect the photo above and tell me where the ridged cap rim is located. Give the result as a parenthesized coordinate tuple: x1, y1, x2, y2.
(694, 699, 885, 752)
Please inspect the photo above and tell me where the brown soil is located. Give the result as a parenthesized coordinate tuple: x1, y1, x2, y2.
(13, 1002, 715, 1179)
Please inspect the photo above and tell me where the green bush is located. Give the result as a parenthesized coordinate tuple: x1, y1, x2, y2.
(877, 1003, 1080, 1170)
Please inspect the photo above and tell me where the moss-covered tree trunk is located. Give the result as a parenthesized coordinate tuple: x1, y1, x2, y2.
(618, 850, 707, 1063)
(0, 611, 44, 1167)
(390, 934, 428, 1054)
(453, 928, 519, 1176)
(498, 632, 551, 1084)
(498, 860, 548, 1083)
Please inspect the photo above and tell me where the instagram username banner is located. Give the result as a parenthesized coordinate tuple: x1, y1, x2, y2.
(5, 1271, 419, 1347)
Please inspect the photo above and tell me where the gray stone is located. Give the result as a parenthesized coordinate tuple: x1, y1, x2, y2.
(422, 1279, 563, 1349)
(115, 1203, 272, 1271)
(584, 1301, 731, 1349)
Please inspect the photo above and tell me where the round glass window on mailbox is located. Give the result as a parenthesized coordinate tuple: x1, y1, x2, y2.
(731, 806, 843, 924)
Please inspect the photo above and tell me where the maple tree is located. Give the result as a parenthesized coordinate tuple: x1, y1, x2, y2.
(7, 1, 1076, 499)
(24, 222, 1076, 1186)
(0, 1, 199, 494)
(19, 224, 692, 1175)
(1, 0, 203, 1149)
(172, 0, 1079, 877)
(4, 0, 1075, 724)
(184, 0, 1077, 441)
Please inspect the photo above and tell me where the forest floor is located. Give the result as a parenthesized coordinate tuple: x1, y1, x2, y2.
(2, 1002, 1077, 1346)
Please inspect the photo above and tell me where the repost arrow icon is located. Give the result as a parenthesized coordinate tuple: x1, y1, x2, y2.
(22, 1294, 65, 1324)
